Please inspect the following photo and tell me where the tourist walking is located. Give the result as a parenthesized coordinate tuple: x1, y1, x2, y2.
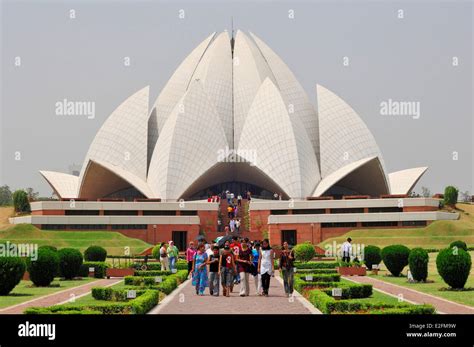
(237, 194, 242, 206)
(280, 241, 295, 297)
(208, 246, 220, 296)
(191, 244, 209, 295)
(236, 240, 253, 296)
(229, 218, 236, 233)
(251, 242, 262, 295)
(185, 241, 196, 278)
(230, 236, 242, 285)
(219, 240, 236, 297)
(227, 205, 233, 218)
(167, 240, 179, 272)
(235, 218, 241, 234)
(258, 239, 274, 296)
(159, 242, 169, 271)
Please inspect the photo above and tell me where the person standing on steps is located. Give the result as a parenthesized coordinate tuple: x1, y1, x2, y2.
(219, 240, 236, 297)
(185, 241, 196, 278)
(280, 241, 295, 297)
(237, 194, 242, 206)
(235, 218, 241, 234)
(258, 239, 274, 297)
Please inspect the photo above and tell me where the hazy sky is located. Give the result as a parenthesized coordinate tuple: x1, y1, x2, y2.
(1, 0, 472, 196)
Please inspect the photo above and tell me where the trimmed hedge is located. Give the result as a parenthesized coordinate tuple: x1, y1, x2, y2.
(364, 245, 382, 270)
(124, 270, 188, 294)
(79, 262, 109, 278)
(294, 261, 338, 269)
(321, 284, 372, 299)
(449, 240, 468, 252)
(84, 246, 107, 262)
(0, 256, 26, 295)
(92, 287, 147, 301)
(436, 247, 472, 289)
(131, 261, 188, 271)
(24, 307, 101, 315)
(293, 242, 316, 262)
(294, 268, 338, 275)
(25, 289, 159, 315)
(134, 270, 171, 277)
(307, 289, 435, 314)
(295, 273, 341, 282)
(381, 245, 410, 277)
(27, 248, 59, 286)
(58, 248, 83, 279)
(408, 248, 429, 282)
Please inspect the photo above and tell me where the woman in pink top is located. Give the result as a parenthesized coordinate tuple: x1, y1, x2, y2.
(186, 241, 197, 278)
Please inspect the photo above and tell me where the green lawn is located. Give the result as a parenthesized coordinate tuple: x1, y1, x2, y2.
(319, 203, 474, 250)
(0, 223, 152, 256)
(0, 278, 97, 309)
(368, 251, 474, 307)
(340, 278, 400, 305)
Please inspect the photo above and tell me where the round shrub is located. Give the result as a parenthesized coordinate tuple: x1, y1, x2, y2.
(84, 245, 107, 262)
(436, 247, 471, 289)
(58, 248, 83, 279)
(27, 248, 59, 286)
(38, 245, 58, 252)
(364, 245, 382, 270)
(12, 189, 30, 213)
(152, 245, 161, 260)
(0, 257, 26, 295)
(449, 240, 467, 252)
(381, 245, 410, 277)
(443, 186, 458, 206)
(293, 242, 316, 263)
(408, 248, 429, 282)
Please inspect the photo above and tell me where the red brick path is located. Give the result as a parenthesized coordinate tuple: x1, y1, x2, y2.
(0, 278, 122, 314)
(344, 276, 474, 314)
(150, 272, 316, 314)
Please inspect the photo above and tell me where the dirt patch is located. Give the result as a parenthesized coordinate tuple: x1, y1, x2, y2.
(0, 207, 14, 230)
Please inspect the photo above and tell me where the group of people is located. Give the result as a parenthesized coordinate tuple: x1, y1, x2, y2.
(157, 240, 180, 272)
(186, 237, 296, 298)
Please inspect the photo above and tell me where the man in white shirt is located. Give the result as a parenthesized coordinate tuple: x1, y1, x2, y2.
(235, 218, 241, 234)
(229, 218, 236, 233)
(341, 238, 352, 263)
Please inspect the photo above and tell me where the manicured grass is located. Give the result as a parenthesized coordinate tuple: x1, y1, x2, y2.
(319, 203, 474, 250)
(0, 223, 151, 256)
(0, 278, 97, 309)
(340, 278, 400, 305)
(369, 251, 474, 307)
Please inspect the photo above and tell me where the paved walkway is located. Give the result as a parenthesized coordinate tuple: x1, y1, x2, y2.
(151, 272, 319, 314)
(0, 278, 122, 314)
(344, 276, 474, 314)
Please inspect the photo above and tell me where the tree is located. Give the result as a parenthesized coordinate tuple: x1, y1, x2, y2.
(12, 190, 30, 213)
(421, 186, 431, 198)
(460, 191, 471, 203)
(0, 185, 13, 206)
(443, 186, 459, 206)
(25, 187, 39, 201)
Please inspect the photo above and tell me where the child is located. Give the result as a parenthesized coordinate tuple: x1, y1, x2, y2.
(208, 246, 220, 296)
(219, 240, 236, 297)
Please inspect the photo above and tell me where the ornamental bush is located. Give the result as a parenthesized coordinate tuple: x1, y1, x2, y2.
(0, 257, 26, 295)
(79, 262, 109, 278)
(27, 248, 59, 286)
(12, 190, 30, 213)
(364, 245, 382, 270)
(58, 248, 83, 279)
(436, 247, 472, 289)
(443, 186, 458, 206)
(381, 245, 410, 277)
(38, 245, 58, 253)
(151, 245, 161, 260)
(293, 242, 316, 263)
(84, 246, 107, 262)
(408, 248, 429, 282)
(449, 240, 468, 252)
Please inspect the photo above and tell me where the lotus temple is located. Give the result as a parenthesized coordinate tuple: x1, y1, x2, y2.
(11, 30, 457, 249)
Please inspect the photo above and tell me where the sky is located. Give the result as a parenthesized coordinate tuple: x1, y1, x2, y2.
(0, 0, 472, 197)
